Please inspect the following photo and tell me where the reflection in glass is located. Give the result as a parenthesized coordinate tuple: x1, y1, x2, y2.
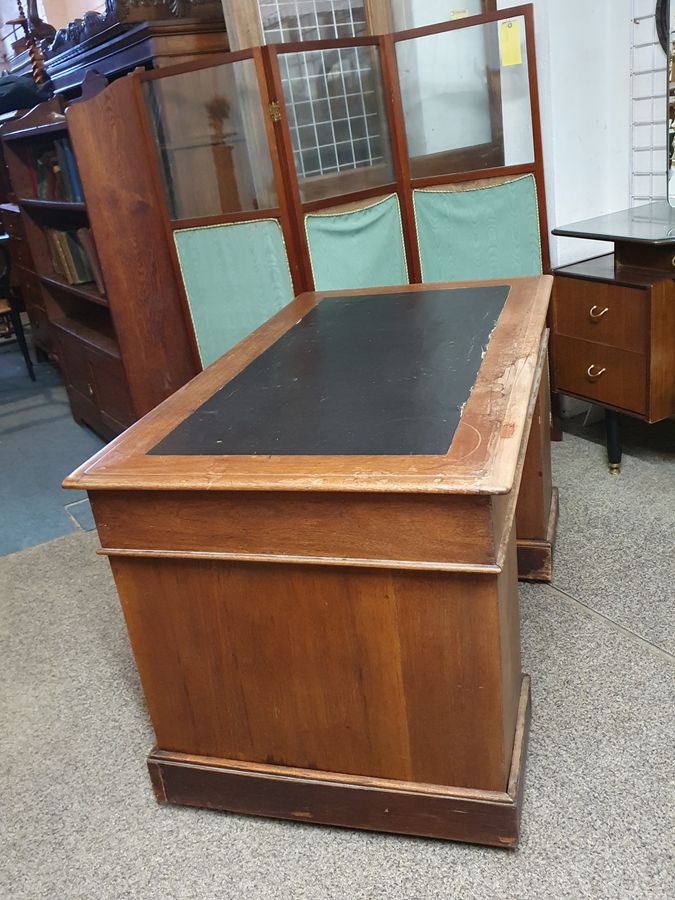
(396, 17, 535, 180)
(279, 46, 394, 202)
(391, 0, 485, 32)
(258, 0, 367, 43)
(143, 60, 277, 220)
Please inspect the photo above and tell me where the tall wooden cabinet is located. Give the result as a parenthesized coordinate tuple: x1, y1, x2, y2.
(0, 20, 229, 440)
(1, 98, 197, 438)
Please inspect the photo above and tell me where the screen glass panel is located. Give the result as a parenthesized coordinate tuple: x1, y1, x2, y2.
(395, 15, 535, 180)
(277, 44, 395, 203)
(143, 59, 277, 221)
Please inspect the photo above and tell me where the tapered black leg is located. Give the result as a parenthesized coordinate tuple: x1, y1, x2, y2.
(8, 301, 35, 381)
(605, 409, 621, 474)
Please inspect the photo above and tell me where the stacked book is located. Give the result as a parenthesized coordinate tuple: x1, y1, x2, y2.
(31, 139, 84, 202)
(46, 227, 105, 293)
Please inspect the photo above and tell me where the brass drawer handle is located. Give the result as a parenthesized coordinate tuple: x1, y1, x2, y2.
(587, 365, 606, 381)
(589, 305, 609, 321)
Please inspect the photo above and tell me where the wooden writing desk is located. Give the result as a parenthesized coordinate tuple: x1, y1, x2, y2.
(66, 278, 555, 847)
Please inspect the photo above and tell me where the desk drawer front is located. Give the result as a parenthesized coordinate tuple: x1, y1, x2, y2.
(554, 277, 648, 352)
(552, 336, 647, 414)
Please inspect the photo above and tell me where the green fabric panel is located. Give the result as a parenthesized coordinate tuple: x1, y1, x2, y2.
(306, 194, 408, 291)
(174, 219, 294, 368)
(414, 175, 543, 283)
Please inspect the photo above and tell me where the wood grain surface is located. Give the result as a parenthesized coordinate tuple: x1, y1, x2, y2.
(147, 672, 529, 847)
(111, 528, 521, 791)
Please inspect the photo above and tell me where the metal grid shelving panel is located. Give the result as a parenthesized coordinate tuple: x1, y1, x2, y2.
(631, 0, 668, 204)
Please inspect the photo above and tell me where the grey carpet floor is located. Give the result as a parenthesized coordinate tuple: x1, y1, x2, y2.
(1, 432, 674, 899)
(0, 343, 103, 556)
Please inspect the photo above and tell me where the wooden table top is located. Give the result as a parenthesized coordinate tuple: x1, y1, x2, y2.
(65, 277, 552, 496)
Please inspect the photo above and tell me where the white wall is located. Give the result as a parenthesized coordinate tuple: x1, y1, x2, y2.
(499, 0, 633, 266)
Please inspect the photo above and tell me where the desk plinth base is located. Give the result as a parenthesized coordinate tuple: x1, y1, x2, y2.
(148, 676, 531, 849)
(517, 488, 559, 583)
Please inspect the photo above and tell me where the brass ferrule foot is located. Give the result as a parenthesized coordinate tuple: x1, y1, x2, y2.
(608, 463, 621, 474)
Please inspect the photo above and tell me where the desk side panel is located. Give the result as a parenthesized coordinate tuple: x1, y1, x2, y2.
(108, 555, 519, 792)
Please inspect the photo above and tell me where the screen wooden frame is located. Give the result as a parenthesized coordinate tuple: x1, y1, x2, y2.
(130, 4, 548, 365)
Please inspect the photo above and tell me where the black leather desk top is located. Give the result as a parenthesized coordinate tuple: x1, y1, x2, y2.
(150, 286, 509, 457)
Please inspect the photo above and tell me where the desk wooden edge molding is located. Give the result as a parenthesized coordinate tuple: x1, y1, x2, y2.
(147, 675, 531, 849)
(65, 277, 558, 582)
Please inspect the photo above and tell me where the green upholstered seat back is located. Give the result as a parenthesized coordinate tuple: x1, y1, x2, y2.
(305, 193, 408, 292)
(174, 219, 294, 368)
(414, 174, 543, 283)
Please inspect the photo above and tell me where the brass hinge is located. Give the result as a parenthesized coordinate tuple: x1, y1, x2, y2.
(268, 101, 282, 123)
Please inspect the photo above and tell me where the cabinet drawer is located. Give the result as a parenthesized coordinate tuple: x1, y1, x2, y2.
(56, 329, 94, 399)
(11, 238, 33, 272)
(18, 270, 44, 310)
(54, 327, 135, 435)
(90, 351, 135, 429)
(552, 335, 647, 414)
(26, 304, 50, 348)
(554, 277, 648, 353)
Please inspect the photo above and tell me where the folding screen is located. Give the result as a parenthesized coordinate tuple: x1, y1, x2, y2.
(132, 5, 548, 368)
(258, 4, 548, 290)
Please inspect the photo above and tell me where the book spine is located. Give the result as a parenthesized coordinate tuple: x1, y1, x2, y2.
(36, 157, 47, 199)
(65, 231, 92, 283)
(55, 231, 78, 283)
(46, 228, 67, 278)
(62, 142, 83, 202)
(76, 227, 105, 294)
(54, 141, 72, 202)
(45, 229, 60, 275)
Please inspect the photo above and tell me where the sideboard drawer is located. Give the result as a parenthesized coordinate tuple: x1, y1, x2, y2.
(554, 277, 648, 353)
(552, 335, 647, 414)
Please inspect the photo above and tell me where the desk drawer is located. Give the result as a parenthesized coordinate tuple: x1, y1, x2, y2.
(552, 335, 647, 414)
(554, 277, 648, 353)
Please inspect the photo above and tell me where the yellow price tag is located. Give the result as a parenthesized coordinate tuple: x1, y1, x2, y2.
(499, 20, 523, 67)
(449, 9, 469, 19)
